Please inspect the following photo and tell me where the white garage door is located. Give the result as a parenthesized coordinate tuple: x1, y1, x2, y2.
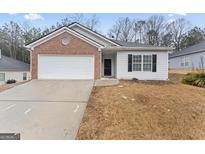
(38, 55, 94, 79)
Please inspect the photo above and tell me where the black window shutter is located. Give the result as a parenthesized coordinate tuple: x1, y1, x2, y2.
(152, 54, 157, 72)
(128, 54, 132, 72)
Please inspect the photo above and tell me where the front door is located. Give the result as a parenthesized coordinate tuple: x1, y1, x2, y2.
(104, 59, 112, 76)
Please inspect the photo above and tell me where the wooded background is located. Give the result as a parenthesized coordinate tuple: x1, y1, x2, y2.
(0, 14, 204, 64)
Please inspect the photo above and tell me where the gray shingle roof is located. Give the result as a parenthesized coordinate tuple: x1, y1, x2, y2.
(0, 55, 30, 71)
(169, 40, 205, 58)
(112, 40, 159, 47)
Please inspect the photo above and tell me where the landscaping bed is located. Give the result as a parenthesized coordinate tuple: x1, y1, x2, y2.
(77, 74, 205, 139)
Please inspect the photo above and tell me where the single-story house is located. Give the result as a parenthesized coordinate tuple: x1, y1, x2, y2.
(26, 22, 172, 80)
(0, 50, 31, 84)
(169, 41, 205, 70)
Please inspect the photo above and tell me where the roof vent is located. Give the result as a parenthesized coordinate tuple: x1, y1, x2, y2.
(62, 36, 70, 45)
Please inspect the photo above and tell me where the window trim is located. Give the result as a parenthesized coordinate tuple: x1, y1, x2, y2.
(0, 73, 5, 82)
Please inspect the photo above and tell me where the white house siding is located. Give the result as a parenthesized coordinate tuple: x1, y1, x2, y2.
(169, 51, 205, 69)
(71, 25, 115, 47)
(0, 71, 31, 84)
(117, 51, 168, 80)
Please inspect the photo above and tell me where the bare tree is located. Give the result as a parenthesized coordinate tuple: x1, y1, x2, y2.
(56, 14, 100, 31)
(134, 20, 146, 43)
(144, 15, 166, 46)
(108, 17, 135, 42)
(20, 22, 42, 44)
(85, 15, 99, 31)
(167, 18, 190, 50)
(119, 17, 135, 42)
(70, 13, 85, 23)
(0, 21, 23, 59)
(108, 21, 121, 40)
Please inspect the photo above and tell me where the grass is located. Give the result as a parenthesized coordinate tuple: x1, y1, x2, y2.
(77, 73, 205, 139)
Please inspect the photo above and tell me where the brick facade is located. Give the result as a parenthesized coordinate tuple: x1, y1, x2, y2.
(32, 32, 101, 79)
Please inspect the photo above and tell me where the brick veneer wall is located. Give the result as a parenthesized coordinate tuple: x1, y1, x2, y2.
(32, 32, 101, 79)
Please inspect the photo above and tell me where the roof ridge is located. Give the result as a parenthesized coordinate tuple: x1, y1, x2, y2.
(68, 22, 121, 46)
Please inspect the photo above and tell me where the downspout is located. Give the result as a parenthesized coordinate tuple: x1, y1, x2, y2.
(25, 45, 33, 80)
(98, 47, 102, 80)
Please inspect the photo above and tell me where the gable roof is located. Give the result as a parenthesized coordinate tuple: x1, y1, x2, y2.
(26, 26, 104, 49)
(68, 22, 121, 47)
(26, 22, 172, 51)
(0, 55, 30, 71)
(169, 40, 205, 58)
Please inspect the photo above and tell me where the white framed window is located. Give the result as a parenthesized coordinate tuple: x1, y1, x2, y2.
(133, 55, 142, 71)
(0, 73, 5, 81)
(181, 56, 189, 67)
(143, 55, 152, 71)
(23, 72, 27, 80)
(185, 56, 189, 66)
(181, 56, 185, 66)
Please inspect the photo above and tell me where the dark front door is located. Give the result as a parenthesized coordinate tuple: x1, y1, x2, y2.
(104, 59, 112, 76)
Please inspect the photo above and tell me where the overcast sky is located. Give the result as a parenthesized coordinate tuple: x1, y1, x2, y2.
(0, 13, 205, 35)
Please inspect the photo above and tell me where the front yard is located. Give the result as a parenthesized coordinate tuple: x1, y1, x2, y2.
(77, 74, 205, 139)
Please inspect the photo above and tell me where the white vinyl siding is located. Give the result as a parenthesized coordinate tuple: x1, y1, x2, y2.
(0, 71, 31, 84)
(38, 55, 94, 79)
(169, 51, 205, 70)
(117, 51, 168, 80)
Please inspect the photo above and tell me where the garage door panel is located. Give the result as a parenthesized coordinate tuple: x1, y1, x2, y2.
(38, 55, 94, 79)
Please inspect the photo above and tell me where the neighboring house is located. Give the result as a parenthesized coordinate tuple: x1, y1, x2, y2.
(169, 41, 205, 70)
(26, 22, 172, 81)
(0, 50, 31, 84)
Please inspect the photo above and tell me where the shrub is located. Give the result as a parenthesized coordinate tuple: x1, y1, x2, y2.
(182, 71, 205, 87)
(6, 79, 16, 84)
(182, 75, 195, 85)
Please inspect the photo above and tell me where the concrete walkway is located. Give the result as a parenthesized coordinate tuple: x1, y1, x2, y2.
(0, 80, 93, 140)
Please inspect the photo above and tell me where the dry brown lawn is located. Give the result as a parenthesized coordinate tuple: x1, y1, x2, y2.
(77, 73, 205, 140)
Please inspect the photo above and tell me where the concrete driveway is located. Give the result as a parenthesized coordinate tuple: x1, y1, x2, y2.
(0, 80, 93, 140)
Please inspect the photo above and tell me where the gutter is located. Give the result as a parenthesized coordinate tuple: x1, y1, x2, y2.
(102, 46, 174, 51)
(169, 49, 205, 59)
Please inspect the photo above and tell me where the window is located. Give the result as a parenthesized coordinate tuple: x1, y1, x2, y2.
(181, 56, 185, 66)
(143, 55, 152, 71)
(23, 73, 27, 80)
(133, 55, 141, 71)
(185, 56, 189, 66)
(0, 73, 5, 81)
(181, 56, 189, 67)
